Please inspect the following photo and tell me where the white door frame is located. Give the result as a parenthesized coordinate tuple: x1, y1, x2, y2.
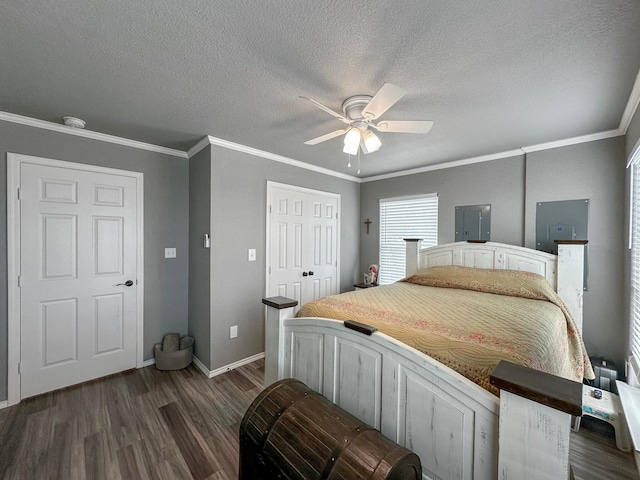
(265, 181, 341, 299)
(7, 153, 144, 406)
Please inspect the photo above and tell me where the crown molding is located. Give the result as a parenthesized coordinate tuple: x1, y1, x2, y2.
(361, 149, 526, 183)
(4, 75, 637, 183)
(361, 128, 625, 183)
(620, 68, 640, 134)
(196, 135, 361, 182)
(520, 128, 623, 154)
(186, 136, 212, 158)
(0, 112, 188, 158)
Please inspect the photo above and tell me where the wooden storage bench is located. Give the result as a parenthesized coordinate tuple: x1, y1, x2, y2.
(239, 378, 421, 480)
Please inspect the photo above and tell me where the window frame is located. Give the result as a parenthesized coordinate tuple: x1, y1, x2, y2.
(628, 141, 640, 364)
(378, 193, 438, 285)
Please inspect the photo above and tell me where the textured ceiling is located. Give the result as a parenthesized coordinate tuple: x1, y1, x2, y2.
(1, 1, 639, 177)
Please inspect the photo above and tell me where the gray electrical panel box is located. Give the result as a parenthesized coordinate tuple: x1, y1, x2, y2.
(455, 204, 491, 242)
(535, 199, 589, 289)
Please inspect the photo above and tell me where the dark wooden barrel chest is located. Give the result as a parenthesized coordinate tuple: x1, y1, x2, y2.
(239, 378, 421, 480)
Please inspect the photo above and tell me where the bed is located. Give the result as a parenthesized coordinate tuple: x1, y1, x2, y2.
(263, 241, 590, 480)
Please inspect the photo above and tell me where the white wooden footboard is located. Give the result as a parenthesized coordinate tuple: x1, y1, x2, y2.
(263, 299, 582, 480)
(263, 297, 499, 480)
(262, 241, 587, 479)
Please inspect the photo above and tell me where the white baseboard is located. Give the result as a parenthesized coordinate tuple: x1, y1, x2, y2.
(193, 352, 265, 379)
(0, 400, 8, 410)
(142, 352, 264, 379)
(142, 358, 156, 368)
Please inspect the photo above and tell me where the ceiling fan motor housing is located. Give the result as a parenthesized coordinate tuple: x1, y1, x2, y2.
(342, 95, 373, 122)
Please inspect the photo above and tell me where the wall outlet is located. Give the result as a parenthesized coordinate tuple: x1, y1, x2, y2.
(230, 325, 238, 338)
(248, 249, 256, 261)
(165, 248, 177, 258)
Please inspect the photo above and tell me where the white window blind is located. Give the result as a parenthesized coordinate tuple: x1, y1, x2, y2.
(630, 148, 640, 361)
(379, 194, 438, 285)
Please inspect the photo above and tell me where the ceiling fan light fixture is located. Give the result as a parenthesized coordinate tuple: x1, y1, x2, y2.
(363, 130, 381, 152)
(343, 128, 361, 155)
(343, 141, 359, 156)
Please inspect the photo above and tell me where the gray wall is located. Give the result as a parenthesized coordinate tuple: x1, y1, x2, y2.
(207, 145, 360, 371)
(360, 137, 627, 369)
(524, 137, 626, 368)
(360, 155, 526, 274)
(0, 121, 189, 402)
(188, 145, 212, 365)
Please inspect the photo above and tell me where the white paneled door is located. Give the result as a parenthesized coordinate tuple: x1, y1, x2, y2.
(17, 160, 139, 399)
(267, 183, 339, 313)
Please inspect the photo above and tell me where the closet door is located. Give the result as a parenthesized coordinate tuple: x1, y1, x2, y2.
(267, 183, 339, 313)
(305, 193, 338, 304)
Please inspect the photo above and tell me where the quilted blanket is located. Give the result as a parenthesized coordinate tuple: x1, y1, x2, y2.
(296, 266, 594, 395)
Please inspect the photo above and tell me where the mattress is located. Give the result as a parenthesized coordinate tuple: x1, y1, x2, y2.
(296, 266, 594, 395)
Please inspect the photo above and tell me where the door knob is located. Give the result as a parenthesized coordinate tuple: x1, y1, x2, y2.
(308, 271, 314, 276)
(302, 272, 308, 277)
(116, 280, 134, 287)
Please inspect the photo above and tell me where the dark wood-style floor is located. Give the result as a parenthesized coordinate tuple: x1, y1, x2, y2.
(0, 359, 636, 480)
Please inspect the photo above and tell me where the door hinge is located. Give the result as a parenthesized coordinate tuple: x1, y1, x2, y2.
(268, 266, 272, 274)
(269, 205, 272, 214)
(17, 188, 21, 200)
(17, 362, 21, 374)
(17, 275, 21, 287)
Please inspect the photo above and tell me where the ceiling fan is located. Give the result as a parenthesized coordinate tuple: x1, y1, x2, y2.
(301, 83, 433, 155)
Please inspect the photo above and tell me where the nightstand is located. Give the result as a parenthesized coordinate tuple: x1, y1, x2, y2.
(353, 283, 377, 291)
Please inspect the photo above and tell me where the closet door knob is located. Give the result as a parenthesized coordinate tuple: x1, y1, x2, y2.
(308, 271, 314, 276)
(302, 272, 308, 277)
(116, 280, 134, 287)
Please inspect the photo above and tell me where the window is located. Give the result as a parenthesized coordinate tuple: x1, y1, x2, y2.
(379, 194, 438, 285)
(629, 144, 640, 363)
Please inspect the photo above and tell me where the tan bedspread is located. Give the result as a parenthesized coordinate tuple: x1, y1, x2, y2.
(296, 266, 594, 395)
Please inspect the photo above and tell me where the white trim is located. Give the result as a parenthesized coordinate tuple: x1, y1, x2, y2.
(520, 129, 623, 153)
(362, 129, 625, 183)
(6, 157, 19, 406)
(186, 136, 212, 158)
(0, 400, 8, 410)
(203, 135, 360, 182)
(266, 180, 343, 198)
(6, 153, 145, 405)
(0, 112, 188, 158)
(193, 352, 265, 379)
(143, 358, 156, 368)
(3, 110, 635, 184)
(362, 149, 526, 182)
(621, 68, 640, 134)
(192, 355, 210, 376)
(627, 137, 640, 168)
(379, 192, 438, 203)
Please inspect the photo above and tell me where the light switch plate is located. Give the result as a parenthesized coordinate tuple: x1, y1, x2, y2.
(248, 249, 256, 261)
(230, 325, 238, 338)
(165, 248, 176, 258)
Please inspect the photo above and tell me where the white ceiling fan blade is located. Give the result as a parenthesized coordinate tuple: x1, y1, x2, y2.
(300, 96, 350, 124)
(361, 83, 406, 120)
(304, 129, 348, 145)
(373, 120, 434, 134)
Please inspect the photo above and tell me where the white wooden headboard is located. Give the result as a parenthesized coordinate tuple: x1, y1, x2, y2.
(405, 240, 587, 333)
